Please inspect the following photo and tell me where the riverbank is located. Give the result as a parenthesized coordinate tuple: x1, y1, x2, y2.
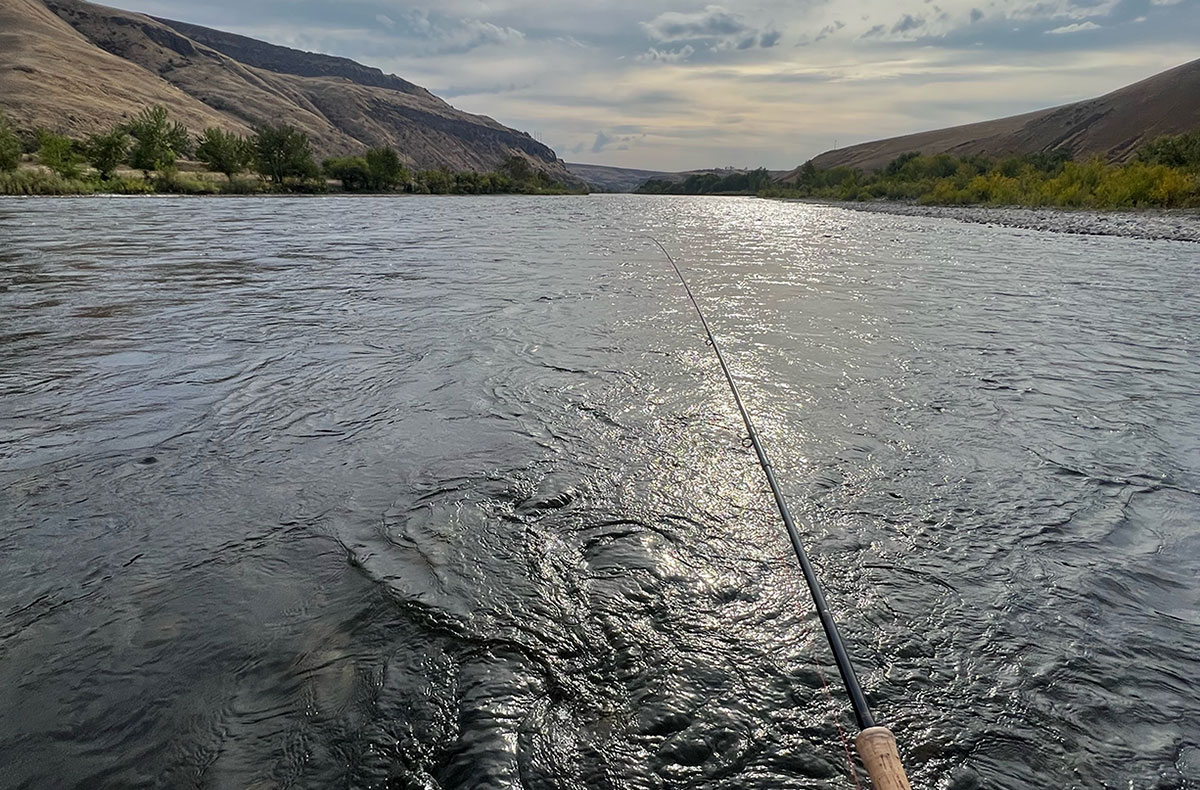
(791, 199, 1200, 243)
(0, 166, 579, 197)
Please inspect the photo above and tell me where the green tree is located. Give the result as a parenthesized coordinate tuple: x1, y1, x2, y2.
(253, 124, 317, 185)
(1139, 130, 1200, 171)
(195, 127, 253, 180)
(83, 127, 129, 180)
(364, 146, 407, 190)
(883, 152, 920, 176)
(323, 156, 371, 190)
(0, 111, 21, 172)
(454, 170, 484, 194)
(420, 168, 453, 194)
(796, 160, 818, 186)
(499, 155, 534, 184)
(127, 106, 190, 175)
(37, 131, 84, 178)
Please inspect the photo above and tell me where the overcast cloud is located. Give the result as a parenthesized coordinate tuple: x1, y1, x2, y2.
(106, 0, 1199, 170)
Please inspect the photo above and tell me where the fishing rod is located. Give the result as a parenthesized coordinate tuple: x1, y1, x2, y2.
(652, 239, 911, 790)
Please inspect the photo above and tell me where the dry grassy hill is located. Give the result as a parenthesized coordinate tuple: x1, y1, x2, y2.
(782, 58, 1200, 178)
(0, 0, 244, 137)
(0, 0, 575, 179)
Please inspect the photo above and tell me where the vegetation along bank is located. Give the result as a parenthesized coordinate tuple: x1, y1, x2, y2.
(0, 106, 579, 196)
(638, 130, 1200, 210)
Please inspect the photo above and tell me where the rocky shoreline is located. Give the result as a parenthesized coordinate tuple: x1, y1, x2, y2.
(833, 202, 1200, 243)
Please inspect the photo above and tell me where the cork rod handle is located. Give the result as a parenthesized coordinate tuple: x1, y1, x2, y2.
(856, 727, 912, 790)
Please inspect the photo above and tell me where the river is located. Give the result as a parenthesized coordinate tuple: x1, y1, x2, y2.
(2, 194, 1198, 790)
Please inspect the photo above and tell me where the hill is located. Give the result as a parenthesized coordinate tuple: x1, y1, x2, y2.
(0, 0, 576, 180)
(568, 163, 792, 193)
(784, 58, 1200, 177)
(566, 163, 674, 192)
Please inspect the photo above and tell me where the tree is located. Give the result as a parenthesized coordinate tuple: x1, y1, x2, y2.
(420, 168, 453, 194)
(883, 152, 920, 177)
(253, 124, 317, 185)
(127, 106, 190, 175)
(195, 127, 253, 180)
(454, 170, 484, 194)
(323, 156, 371, 190)
(746, 167, 772, 192)
(37, 130, 85, 178)
(0, 111, 21, 172)
(796, 160, 819, 187)
(364, 146, 407, 190)
(1140, 130, 1200, 171)
(84, 127, 129, 180)
(499, 155, 534, 184)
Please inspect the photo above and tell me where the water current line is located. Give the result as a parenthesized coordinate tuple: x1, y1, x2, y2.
(650, 238, 878, 729)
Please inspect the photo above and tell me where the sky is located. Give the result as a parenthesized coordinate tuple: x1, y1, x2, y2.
(106, 0, 1199, 171)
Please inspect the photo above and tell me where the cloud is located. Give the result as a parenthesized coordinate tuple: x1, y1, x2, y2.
(591, 129, 643, 153)
(1045, 20, 1102, 32)
(640, 5, 780, 52)
(385, 9, 525, 54)
(452, 19, 526, 49)
(970, 8, 985, 23)
(642, 5, 753, 42)
(638, 45, 696, 63)
(795, 19, 846, 45)
(439, 80, 534, 98)
(891, 14, 927, 33)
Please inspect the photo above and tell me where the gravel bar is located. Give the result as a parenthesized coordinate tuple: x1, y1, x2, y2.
(834, 202, 1200, 243)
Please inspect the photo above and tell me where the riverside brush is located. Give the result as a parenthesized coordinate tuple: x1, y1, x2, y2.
(652, 239, 911, 790)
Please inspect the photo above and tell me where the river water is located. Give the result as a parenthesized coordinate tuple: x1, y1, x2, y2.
(2, 195, 1198, 790)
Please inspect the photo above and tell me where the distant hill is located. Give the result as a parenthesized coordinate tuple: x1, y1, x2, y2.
(568, 163, 790, 192)
(0, 0, 577, 180)
(783, 57, 1200, 178)
(566, 163, 674, 192)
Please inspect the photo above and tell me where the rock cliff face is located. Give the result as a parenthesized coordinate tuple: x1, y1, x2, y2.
(0, 0, 575, 180)
(782, 57, 1200, 177)
(154, 19, 430, 98)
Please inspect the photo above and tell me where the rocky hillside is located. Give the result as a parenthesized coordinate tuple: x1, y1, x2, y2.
(784, 57, 1200, 177)
(0, 0, 575, 179)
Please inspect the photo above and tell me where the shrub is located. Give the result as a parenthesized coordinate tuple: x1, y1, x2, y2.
(1150, 167, 1197, 206)
(195, 127, 253, 180)
(0, 111, 20, 172)
(154, 170, 219, 194)
(84, 127, 130, 180)
(365, 146, 407, 190)
(0, 169, 93, 195)
(128, 106, 190, 175)
(252, 124, 317, 185)
(1139, 130, 1200, 171)
(219, 176, 265, 195)
(419, 168, 453, 194)
(110, 175, 154, 194)
(37, 131, 85, 178)
(323, 155, 371, 190)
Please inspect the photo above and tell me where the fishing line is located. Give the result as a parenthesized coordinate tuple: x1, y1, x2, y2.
(650, 238, 912, 790)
